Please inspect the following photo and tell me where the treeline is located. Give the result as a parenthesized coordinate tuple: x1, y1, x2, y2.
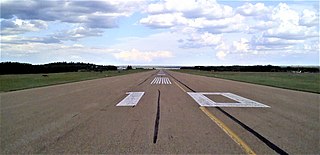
(180, 65, 319, 73)
(0, 62, 117, 74)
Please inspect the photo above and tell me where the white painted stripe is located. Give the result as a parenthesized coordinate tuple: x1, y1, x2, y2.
(150, 77, 172, 85)
(152, 77, 156, 84)
(116, 92, 145, 106)
(151, 78, 156, 84)
(187, 92, 269, 107)
(153, 78, 157, 84)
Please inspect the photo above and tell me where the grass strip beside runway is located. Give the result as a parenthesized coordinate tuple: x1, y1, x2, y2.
(175, 70, 320, 93)
(0, 70, 147, 92)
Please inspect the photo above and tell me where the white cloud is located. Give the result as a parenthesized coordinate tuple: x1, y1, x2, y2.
(300, 9, 319, 27)
(232, 38, 250, 53)
(1, 0, 146, 28)
(271, 3, 299, 23)
(139, 13, 187, 28)
(214, 38, 259, 60)
(216, 51, 227, 60)
(113, 49, 173, 62)
(180, 31, 222, 48)
(188, 14, 247, 33)
(1, 35, 60, 44)
(237, 3, 270, 16)
(262, 3, 318, 39)
(140, 0, 241, 32)
(1, 18, 47, 35)
(249, 21, 275, 32)
(54, 26, 103, 41)
(145, 0, 232, 19)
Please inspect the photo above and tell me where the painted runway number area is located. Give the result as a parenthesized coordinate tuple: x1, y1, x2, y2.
(188, 92, 269, 107)
(116, 92, 144, 106)
(151, 77, 172, 85)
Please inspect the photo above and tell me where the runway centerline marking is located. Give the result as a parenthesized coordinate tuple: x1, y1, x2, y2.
(200, 107, 256, 155)
(116, 92, 144, 107)
(151, 77, 172, 85)
(188, 92, 269, 107)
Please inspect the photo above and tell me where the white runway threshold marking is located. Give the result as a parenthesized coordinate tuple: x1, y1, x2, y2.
(188, 92, 270, 107)
(116, 92, 145, 106)
(151, 77, 172, 85)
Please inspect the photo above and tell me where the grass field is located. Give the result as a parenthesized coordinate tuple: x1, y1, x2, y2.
(0, 70, 147, 92)
(176, 70, 320, 93)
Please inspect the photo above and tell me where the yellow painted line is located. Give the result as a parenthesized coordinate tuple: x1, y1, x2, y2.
(173, 80, 187, 92)
(200, 106, 256, 155)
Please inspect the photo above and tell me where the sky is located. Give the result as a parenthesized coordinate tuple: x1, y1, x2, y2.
(1, 0, 319, 66)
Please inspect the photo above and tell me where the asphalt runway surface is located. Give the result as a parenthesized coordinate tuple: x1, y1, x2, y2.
(1, 70, 319, 154)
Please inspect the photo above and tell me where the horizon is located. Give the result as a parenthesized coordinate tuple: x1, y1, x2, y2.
(2, 61, 320, 68)
(1, 0, 319, 66)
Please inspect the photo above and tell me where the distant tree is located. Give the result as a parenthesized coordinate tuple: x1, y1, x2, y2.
(0, 62, 118, 74)
(126, 65, 133, 70)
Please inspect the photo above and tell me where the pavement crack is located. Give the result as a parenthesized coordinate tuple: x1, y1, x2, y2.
(153, 89, 161, 144)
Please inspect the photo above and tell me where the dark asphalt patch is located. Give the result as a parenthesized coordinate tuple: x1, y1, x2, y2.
(153, 89, 161, 144)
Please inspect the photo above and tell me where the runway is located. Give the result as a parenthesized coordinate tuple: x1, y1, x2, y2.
(1, 70, 319, 154)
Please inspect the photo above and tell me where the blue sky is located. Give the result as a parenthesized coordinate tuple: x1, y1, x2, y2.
(1, 0, 319, 66)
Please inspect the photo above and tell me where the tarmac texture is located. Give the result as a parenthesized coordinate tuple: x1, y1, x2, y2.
(1, 70, 319, 154)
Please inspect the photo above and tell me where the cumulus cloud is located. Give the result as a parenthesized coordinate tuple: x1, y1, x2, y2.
(140, 13, 187, 28)
(1, 35, 60, 44)
(54, 26, 103, 41)
(148, 0, 233, 19)
(141, 1, 318, 58)
(299, 9, 319, 27)
(262, 3, 318, 40)
(1, 0, 147, 44)
(214, 38, 260, 60)
(1, 18, 47, 35)
(237, 3, 270, 17)
(140, 0, 242, 33)
(1, 0, 145, 28)
(216, 50, 227, 60)
(250, 35, 305, 51)
(113, 49, 173, 62)
(189, 14, 248, 34)
(180, 31, 222, 48)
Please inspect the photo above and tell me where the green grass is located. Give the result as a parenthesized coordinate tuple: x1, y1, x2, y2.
(175, 70, 320, 93)
(0, 70, 147, 92)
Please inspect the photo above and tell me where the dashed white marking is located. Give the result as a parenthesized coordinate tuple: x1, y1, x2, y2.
(151, 77, 172, 85)
(116, 92, 145, 106)
(167, 78, 172, 84)
(151, 78, 156, 84)
(188, 92, 269, 107)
